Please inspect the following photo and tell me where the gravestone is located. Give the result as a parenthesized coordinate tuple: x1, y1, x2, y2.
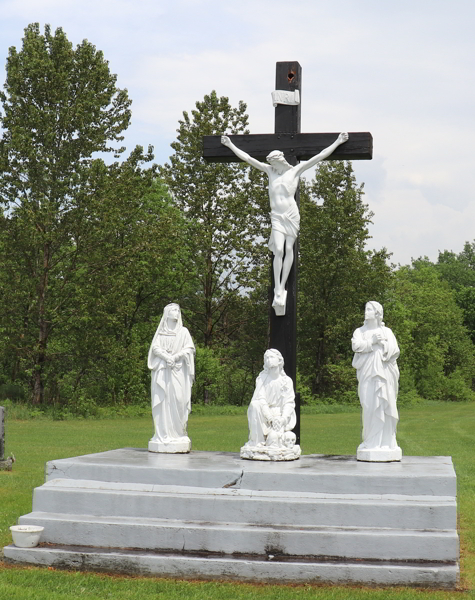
(0, 406, 14, 471)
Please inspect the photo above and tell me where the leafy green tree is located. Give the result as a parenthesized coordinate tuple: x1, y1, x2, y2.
(0, 24, 190, 407)
(437, 242, 475, 290)
(160, 91, 269, 350)
(50, 159, 192, 410)
(297, 161, 392, 397)
(0, 144, 190, 410)
(437, 241, 475, 343)
(386, 259, 475, 402)
(0, 23, 133, 404)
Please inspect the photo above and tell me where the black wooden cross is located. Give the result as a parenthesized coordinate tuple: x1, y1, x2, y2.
(203, 62, 372, 443)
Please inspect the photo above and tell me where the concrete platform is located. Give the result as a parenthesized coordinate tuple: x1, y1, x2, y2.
(43, 448, 457, 496)
(4, 449, 459, 588)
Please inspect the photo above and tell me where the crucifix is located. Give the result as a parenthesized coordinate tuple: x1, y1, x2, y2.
(203, 62, 372, 442)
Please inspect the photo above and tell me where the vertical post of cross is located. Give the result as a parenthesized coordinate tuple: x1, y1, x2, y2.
(269, 61, 301, 443)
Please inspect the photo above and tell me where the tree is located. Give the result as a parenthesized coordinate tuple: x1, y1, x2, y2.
(47, 158, 192, 411)
(437, 241, 475, 343)
(297, 161, 392, 397)
(0, 24, 185, 406)
(386, 259, 475, 402)
(160, 91, 269, 348)
(437, 242, 475, 290)
(0, 145, 191, 411)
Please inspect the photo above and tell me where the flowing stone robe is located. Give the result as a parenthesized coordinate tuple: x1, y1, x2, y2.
(148, 312, 195, 445)
(352, 325, 400, 450)
(247, 370, 296, 447)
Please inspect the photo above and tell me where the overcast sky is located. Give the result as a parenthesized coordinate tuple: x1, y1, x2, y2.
(2, 0, 474, 265)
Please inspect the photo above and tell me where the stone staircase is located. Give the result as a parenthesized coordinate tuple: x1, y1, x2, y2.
(4, 449, 459, 588)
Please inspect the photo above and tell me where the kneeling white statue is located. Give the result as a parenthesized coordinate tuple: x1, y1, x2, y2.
(352, 301, 402, 462)
(148, 303, 195, 453)
(241, 349, 301, 461)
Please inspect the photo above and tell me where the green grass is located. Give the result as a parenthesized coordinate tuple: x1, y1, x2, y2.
(0, 402, 474, 599)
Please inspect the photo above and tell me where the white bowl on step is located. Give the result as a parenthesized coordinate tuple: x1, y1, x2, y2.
(10, 525, 44, 548)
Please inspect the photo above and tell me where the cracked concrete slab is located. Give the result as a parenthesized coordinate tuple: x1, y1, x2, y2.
(44, 450, 456, 496)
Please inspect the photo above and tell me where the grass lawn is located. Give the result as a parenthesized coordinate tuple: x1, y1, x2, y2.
(0, 402, 474, 599)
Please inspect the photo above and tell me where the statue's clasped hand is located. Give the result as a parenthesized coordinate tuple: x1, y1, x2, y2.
(372, 332, 386, 346)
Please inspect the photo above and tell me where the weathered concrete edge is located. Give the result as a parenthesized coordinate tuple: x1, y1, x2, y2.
(43, 450, 457, 497)
(17, 511, 460, 562)
(3, 545, 459, 589)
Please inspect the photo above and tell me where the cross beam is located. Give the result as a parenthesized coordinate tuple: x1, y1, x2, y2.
(203, 132, 373, 163)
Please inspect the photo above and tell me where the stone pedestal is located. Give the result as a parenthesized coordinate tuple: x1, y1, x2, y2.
(357, 446, 402, 462)
(4, 449, 459, 588)
(148, 437, 191, 453)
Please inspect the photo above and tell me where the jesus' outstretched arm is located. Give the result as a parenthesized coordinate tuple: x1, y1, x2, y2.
(221, 135, 271, 174)
(293, 132, 349, 177)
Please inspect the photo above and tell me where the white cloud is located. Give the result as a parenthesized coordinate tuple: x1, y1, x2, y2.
(1, 0, 475, 264)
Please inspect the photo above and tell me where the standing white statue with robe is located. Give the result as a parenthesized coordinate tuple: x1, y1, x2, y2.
(221, 133, 349, 315)
(241, 349, 300, 461)
(148, 303, 195, 453)
(352, 301, 402, 462)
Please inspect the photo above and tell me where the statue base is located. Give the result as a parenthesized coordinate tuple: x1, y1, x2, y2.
(148, 437, 191, 454)
(240, 443, 301, 461)
(272, 290, 287, 316)
(4, 450, 458, 588)
(357, 446, 402, 462)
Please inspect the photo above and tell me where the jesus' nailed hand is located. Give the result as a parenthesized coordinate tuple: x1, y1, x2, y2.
(221, 132, 349, 316)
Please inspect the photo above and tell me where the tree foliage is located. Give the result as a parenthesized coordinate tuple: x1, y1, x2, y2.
(0, 24, 190, 407)
(0, 24, 133, 404)
(437, 241, 475, 343)
(297, 161, 392, 397)
(386, 259, 475, 402)
(47, 163, 191, 411)
(160, 91, 269, 349)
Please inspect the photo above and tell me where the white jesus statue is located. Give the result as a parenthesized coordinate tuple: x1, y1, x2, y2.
(221, 132, 349, 315)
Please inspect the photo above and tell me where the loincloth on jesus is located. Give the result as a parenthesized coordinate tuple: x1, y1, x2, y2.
(268, 202, 300, 253)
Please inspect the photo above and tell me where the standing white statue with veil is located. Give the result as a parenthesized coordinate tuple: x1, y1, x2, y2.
(221, 133, 348, 315)
(148, 303, 195, 453)
(352, 301, 402, 462)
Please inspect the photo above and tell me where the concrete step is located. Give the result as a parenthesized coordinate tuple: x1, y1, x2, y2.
(45, 450, 457, 497)
(5, 448, 460, 588)
(19, 511, 459, 562)
(3, 544, 459, 588)
(32, 478, 457, 531)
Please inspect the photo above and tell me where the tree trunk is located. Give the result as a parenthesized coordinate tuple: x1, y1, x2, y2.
(204, 251, 213, 347)
(312, 334, 326, 395)
(32, 242, 50, 405)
